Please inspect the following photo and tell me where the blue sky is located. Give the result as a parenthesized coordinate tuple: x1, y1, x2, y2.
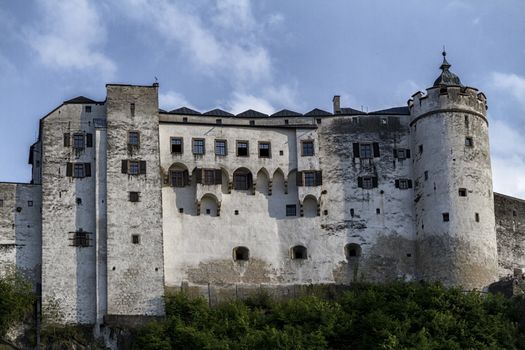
(1, 0, 524, 197)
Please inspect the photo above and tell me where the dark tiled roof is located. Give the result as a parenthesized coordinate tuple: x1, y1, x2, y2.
(203, 109, 234, 117)
(270, 109, 303, 117)
(340, 107, 366, 115)
(170, 107, 201, 115)
(64, 96, 97, 104)
(236, 109, 268, 118)
(370, 106, 410, 115)
(159, 109, 167, 113)
(305, 108, 332, 116)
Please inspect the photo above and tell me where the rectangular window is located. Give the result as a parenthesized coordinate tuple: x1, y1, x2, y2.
(442, 213, 450, 222)
(28, 201, 33, 207)
(71, 231, 90, 247)
(304, 172, 316, 186)
(130, 103, 135, 117)
(73, 133, 85, 149)
(465, 137, 473, 147)
(73, 163, 85, 178)
(192, 139, 205, 155)
(128, 161, 140, 175)
(286, 204, 297, 217)
(475, 213, 480, 222)
(170, 171, 185, 187)
(129, 192, 140, 202)
(459, 188, 467, 197)
(203, 169, 216, 185)
(360, 143, 372, 158)
(171, 137, 183, 154)
(424, 171, 429, 180)
(395, 179, 412, 189)
(0, 199, 4, 207)
(215, 140, 227, 156)
(397, 149, 406, 159)
(132, 234, 140, 244)
(259, 142, 271, 158)
(237, 141, 249, 157)
(128, 131, 140, 146)
(362, 177, 374, 189)
(234, 174, 251, 190)
(85, 106, 92, 113)
(419, 144, 423, 153)
(302, 141, 314, 156)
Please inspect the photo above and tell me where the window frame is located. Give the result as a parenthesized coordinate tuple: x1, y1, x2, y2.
(258, 141, 271, 158)
(303, 171, 316, 186)
(359, 143, 372, 158)
(465, 137, 474, 147)
(72, 133, 85, 149)
(362, 176, 374, 189)
(171, 137, 183, 154)
(170, 170, 186, 187)
(214, 139, 227, 156)
(129, 191, 140, 202)
(73, 163, 85, 178)
(192, 138, 205, 155)
(128, 131, 140, 147)
(132, 234, 140, 244)
(203, 169, 216, 185)
(301, 140, 315, 157)
(236, 140, 249, 157)
(286, 204, 297, 217)
(128, 160, 140, 175)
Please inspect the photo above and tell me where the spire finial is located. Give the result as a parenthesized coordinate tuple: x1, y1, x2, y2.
(440, 47, 451, 71)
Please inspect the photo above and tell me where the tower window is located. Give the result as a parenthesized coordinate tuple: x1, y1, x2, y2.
(85, 106, 92, 113)
(458, 188, 467, 197)
(129, 192, 140, 202)
(132, 234, 140, 244)
(179, 208, 184, 213)
(128, 131, 140, 147)
(475, 213, 480, 222)
(233, 246, 250, 261)
(70, 230, 90, 247)
(249, 120, 255, 126)
(345, 243, 361, 259)
(465, 137, 473, 147)
(442, 213, 449, 222)
(359, 143, 372, 158)
(350, 208, 355, 217)
(128, 161, 140, 175)
(28, 201, 33, 207)
(419, 144, 423, 153)
(376, 208, 380, 214)
(424, 171, 429, 180)
(291, 246, 307, 260)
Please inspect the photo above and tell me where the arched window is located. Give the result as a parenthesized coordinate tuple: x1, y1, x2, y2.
(233, 168, 253, 191)
(168, 163, 189, 187)
(200, 194, 219, 217)
(233, 246, 250, 261)
(345, 243, 362, 259)
(302, 195, 318, 217)
(291, 245, 307, 260)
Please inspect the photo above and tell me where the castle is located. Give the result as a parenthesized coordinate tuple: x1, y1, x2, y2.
(1, 52, 525, 329)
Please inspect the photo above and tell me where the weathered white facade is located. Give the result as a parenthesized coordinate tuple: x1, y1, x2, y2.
(0, 53, 523, 327)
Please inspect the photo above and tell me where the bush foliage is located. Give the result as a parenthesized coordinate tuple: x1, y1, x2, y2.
(0, 272, 35, 336)
(134, 282, 525, 350)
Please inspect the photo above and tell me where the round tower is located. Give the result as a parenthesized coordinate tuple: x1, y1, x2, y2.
(409, 52, 498, 290)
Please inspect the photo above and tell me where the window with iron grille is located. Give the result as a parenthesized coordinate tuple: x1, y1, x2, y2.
(192, 139, 205, 155)
(302, 141, 314, 156)
(259, 142, 271, 158)
(304, 172, 316, 186)
(171, 138, 183, 154)
(128, 161, 140, 175)
(203, 169, 216, 185)
(73, 133, 85, 149)
(128, 131, 140, 146)
(286, 205, 297, 217)
(362, 177, 374, 189)
(71, 230, 90, 247)
(237, 141, 249, 156)
(234, 174, 250, 190)
(215, 140, 227, 156)
(399, 179, 409, 189)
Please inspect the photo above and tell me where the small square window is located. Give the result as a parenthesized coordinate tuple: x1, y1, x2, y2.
(182, 117, 188, 123)
(397, 149, 406, 159)
(399, 179, 409, 189)
(28, 201, 33, 207)
(128, 131, 140, 146)
(286, 205, 297, 216)
(132, 234, 140, 244)
(458, 188, 467, 197)
(465, 137, 473, 147)
(215, 140, 227, 156)
(302, 141, 314, 156)
(279, 150, 284, 156)
(475, 213, 480, 222)
(128, 161, 140, 175)
(192, 139, 205, 155)
(442, 213, 449, 222)
(216, 119, 222, 125)
(171, 138, 183, 154)
(237, 141, 249, 157)
(179, 208, 184, 213)
(72, 230, 90, 247)
(85, 106, 92, 113)
(284, 119, 289, 125)
(316, 118, 322, 124)
(234, 210, 239, 215)
(73, 133, 85, 149)
(323, 209, 328, 215)
(259, 142, 271, 158)
(249, 120, 255, 126)
(206, 208, 211, 214)
(304, 172, 316, 186)
(129, 192, 140, 202)
(362, 177, 374, 189)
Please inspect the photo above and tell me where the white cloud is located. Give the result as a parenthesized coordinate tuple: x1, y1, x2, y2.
(214, 0, 254, 31)
(490, 72, 525, 109)
(490, 120, 525, 198)
(27, 0, 115, 77)
(228, 92, 275, 115)
(159, 91, 195, 111)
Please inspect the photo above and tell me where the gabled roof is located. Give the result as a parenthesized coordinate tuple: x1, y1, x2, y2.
(170, 107, 201, 115)
(64, 96, 97, 104)
(270, 109, 303, 117)
(370, 106, 410, 115)
(236, 109, 268, 118)
(203, 109, 234, 117)
(304, 108, 332, 116)
(340, 107, 366, 115)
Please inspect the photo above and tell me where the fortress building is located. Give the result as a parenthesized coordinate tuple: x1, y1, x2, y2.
(1, 53, 525, 328)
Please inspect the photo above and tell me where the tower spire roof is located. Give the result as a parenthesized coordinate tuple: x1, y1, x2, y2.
(433, 50, 463, 87)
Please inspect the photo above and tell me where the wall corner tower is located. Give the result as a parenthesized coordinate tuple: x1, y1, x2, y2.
(409, 52, 498, 290)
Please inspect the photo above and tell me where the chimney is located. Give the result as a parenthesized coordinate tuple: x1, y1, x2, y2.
(332, 95, 341, 114)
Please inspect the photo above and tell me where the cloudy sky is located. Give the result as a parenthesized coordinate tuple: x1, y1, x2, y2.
(1, 0, 524, 197)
